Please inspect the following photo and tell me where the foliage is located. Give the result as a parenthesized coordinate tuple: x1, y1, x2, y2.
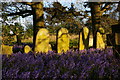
(2, 23, 24, 45)
(61, 22, 82, 34)
(2, 25, 15, 44)
(2, 48, 120, 79)
(45, 2, 84, 34)
(24, 23, 33, 38)
(84, 2, 119, 48)
(100, 15, 118, 33)
(86, 14, 118, 34)
(70, 39, 78, 49)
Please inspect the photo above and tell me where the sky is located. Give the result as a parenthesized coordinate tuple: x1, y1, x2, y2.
(4, 0, 87, 28)
(1, 0, 120, 2)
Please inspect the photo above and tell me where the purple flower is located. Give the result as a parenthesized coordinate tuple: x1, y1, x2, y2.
(2, 48, 119, 79)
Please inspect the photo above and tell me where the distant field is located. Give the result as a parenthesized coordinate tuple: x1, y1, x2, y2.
(22, 34, 79, 43)
(22, 37, 33, 43)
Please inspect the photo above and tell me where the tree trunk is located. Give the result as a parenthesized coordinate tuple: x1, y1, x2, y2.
(118, 1, 120, 24)
(16, 35, 21, 45)
(31, 2, 44, 51)
(90, 2, 102, 48)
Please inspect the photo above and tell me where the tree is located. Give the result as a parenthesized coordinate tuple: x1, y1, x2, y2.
(84, 2, 119, 48)
(2, 22, 24, 45)
(117, 1, 120, 23)
(12, 23, 24, 45)
(2, 2, 44, 50)
(24, 23, 33, 39)
(3, 2, 85, 50)
(44, 2, 86, 34)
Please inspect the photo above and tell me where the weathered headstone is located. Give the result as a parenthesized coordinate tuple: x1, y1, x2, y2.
(48, 44, 52, 51)
(115, 33, 120, 45)
(2, 45, 13, 55)
(83, 27, 89, 39)
(111, 24, 120, 57)
(89, 34, 93, 47)
(35, 28, 51, 53)
(24, 45, 31, 53)
(107, 34, 114, 46)
(96, 27, 105, 49)
(79, 27, 89, 50)
(57, 28, 69, 53)
(79, 32, 84, 50)
(96, 32, 105, 49)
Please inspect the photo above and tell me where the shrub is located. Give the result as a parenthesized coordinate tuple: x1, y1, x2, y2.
(2, 48, 120, 79)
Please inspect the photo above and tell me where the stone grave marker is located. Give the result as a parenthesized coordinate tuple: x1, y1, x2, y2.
(79, 27, 89, 50)
(89, 34, 93, 47)
(111, 24, 120, 57)
(79, 32, 84, 50)
(24, 45, 31, 53)
(115, 33, 120, 45)
(2, 45, 13, 55)
(107, 34, 114, 46)
(57, 28, 69, 53)
(96, 27, 105, 49)
(35, 28, 51, 53)
(96, 32, 105, 49)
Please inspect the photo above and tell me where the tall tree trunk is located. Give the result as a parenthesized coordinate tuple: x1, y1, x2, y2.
(118, 1, 120, 24)
(16, 35, 21, 45)
(31, 2, 44, 51)
(90, 2, 102, 48)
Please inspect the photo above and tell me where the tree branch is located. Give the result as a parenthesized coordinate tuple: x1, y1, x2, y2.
(22, 13, 32, 18)
(7, 10, 32, 17)
(101, 2, 112, 12)
(21, 2, 33, 6)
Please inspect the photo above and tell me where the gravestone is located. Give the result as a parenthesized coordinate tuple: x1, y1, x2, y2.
(57, 28, 69, 53)
(89, 34, 93, 47)
(79, 32, 84, 50)
(107, 34, 114, 46)
(111, 24, 120, 57)
(79, 27, 89, 50)
(24, 45, 31, 53)
(2, 45, 13, 55)
(96, 27, 105, 49)
(48, 44, 52, 51)
(115, 33, 120, 45)
(35, 28, 51, 53)
(96, 32, 105, 49)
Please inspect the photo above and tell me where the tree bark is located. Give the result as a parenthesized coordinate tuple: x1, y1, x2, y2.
(31, 2, 44, 51)
(90, 2, 102, 48)
(16, 35, 21, 45)
(118, 1, 120, 24)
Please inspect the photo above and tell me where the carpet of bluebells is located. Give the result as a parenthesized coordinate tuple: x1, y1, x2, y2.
(2, 48, 120, 79)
